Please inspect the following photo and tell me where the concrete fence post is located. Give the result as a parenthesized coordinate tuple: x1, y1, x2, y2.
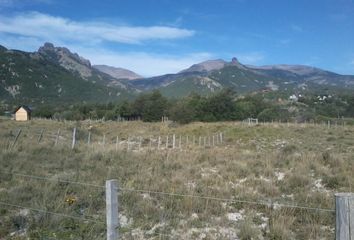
(157, 136, 161, 150)
(106, 179, 119, 240)
(166, 135, 169, 149)
(336, 193, 354, 240)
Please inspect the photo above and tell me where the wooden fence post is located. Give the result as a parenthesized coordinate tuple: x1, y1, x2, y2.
(158, 136, 161, 150)
(335, 193, 354, 240)
(127, 136, 131, 151)
(172, 134, 176, 149)
(106, 179, 119, 240)
(10, 129, 22, 149)
(115, 136, 119, 151)
(38, 129, 44, 143)
(87, 131, 91, 145)
(71, 128, 76, 149)
(55, 129, 60, 146)
(166, 135, 169, 149)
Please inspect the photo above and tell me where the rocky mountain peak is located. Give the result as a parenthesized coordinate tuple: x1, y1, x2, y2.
(231, 57, 239, 64)
(41, 42, 55, 50)
(38, 43, 92, 78)
(0, 45, 7, 52)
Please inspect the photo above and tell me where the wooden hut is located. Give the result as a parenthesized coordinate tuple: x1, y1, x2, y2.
(14, 105, 32, 121)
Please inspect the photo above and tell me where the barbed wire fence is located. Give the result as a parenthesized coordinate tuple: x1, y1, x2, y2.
(3, 127, 227, 152)
(1, 170, 352, 239)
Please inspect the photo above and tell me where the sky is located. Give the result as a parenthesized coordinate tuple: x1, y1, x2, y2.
(0, 0, 353, 77)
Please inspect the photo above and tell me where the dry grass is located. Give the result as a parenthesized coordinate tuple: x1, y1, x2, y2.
(1, 118, 354, 239)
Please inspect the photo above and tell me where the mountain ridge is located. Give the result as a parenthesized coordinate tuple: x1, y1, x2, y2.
(0, 43, 136, 105)
(93, 64, 142, 80)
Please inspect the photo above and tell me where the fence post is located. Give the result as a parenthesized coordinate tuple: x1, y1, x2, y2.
(106, 179, 119, 240)
(38, 129, 44, 143)
(87, 131, 91, 145)
(11, 129, 22, 149)
(115, 136, 119, 151)
(172, 134, 176, 149)
(55, 129, 60, 146)
(157, 136, 161, 150)
(71, 128, 76, 149)
(335, 193, 354, 240)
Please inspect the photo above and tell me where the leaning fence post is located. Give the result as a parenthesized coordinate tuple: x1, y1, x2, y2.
(336, 193, 354, 240)
(38, 129, 44, 143)
(11, 129, 22, 149)
(106, 179, 119, 240)
(71, 128, 76, 149)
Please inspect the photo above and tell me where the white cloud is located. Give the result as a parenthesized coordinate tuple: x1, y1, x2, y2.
(75, 48, 212, 77)
(0, 12, 195, 44)
(0, 33, 211, 76)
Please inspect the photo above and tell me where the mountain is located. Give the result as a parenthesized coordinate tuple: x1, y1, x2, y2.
(179, 59, 227, 73)
(129, 58, 354, 97)
(0, 43, 137, 105)
(93, 65, 142, 80)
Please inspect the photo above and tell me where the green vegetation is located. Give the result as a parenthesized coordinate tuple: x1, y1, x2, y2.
(11, 89, 354, 125)
(0, 48, 134, 106)
(1, 119, 353, 239)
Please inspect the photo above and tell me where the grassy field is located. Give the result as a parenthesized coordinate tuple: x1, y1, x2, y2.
(1, 118, 354, 239)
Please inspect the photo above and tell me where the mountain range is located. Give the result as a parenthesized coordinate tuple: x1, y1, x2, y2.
(1, 42, 354, 106)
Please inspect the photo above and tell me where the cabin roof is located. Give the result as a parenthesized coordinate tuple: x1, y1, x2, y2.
(14, 105, 32, 114)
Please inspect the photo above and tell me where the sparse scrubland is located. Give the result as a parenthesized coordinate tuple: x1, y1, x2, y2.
(1, 118, 354, 239)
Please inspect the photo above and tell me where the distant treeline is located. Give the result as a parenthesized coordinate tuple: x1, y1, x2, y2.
(3, 89, 354, 123)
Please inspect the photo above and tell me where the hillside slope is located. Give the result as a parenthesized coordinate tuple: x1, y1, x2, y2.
(130, 58, 354, 97)
(0, 44, 136, 105)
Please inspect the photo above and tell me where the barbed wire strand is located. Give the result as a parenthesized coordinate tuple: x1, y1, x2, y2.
(0, 201, 105, 224)
(118, 187, 335, 213)
(2, 171, 105, 189)
(2, 171, 335, 212)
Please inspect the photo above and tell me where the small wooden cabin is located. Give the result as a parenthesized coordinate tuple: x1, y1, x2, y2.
(14, 106, 32, 121)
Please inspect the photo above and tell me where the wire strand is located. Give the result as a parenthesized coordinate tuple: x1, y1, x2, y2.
(2, 171, 105, 189)
(0, 201, 105, 224)
(2, 172, 335, 212)
(118, 187, 335, 212)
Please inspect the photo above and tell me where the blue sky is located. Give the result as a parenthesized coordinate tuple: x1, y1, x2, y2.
(0, 0, 353, 76)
